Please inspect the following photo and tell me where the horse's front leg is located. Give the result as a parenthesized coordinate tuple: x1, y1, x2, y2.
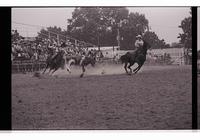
(124, 62, 129, 74)
(48, 68, 52, 75)
(132, 65, 139, 73)
(80, 65, 85, 78)
(134, 63, 144, 74)
(65, 64, 71, 74)
(51, 68, 59, 76)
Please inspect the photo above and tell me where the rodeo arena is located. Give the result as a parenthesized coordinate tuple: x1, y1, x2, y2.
(12, 15, 192, 129)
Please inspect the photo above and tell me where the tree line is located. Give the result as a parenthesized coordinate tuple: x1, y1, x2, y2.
(13, 7, 192, 50)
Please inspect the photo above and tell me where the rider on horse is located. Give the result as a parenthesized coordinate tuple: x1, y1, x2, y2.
(50, 43, 63, 63)
(47, 43, 54, 56)
(135, 35, 144, 52)
(132, 34, 144, 59)
(51, 45, 58, 58)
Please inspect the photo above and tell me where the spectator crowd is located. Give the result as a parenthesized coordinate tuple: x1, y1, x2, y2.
(11, 30, 102, 62)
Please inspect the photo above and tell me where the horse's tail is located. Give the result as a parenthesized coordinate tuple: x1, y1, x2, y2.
(68, 58, 76, 66)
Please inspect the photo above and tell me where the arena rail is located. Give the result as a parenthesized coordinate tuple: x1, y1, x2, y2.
(12, 60, 47, 73)
(12, 56, 180, 74)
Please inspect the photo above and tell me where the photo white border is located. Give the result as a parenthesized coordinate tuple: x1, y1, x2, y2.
(0, 0, 200, 6)
(1, 1, 199, 140)
(1, 130, 200, 140)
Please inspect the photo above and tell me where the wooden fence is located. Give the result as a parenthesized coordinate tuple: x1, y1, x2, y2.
(12, 60, 46, 73)
(12, 56, 182, 74)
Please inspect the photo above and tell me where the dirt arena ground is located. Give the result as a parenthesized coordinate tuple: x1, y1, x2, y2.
(12, 64, 192, 130)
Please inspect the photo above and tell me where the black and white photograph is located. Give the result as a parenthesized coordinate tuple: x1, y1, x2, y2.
(11, 7, 192, 130)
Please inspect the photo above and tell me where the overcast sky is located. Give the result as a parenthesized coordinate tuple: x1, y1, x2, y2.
(12, 7, 190, 45)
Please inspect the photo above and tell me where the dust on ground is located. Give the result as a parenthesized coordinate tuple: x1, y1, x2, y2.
(12, 65, 192, 129)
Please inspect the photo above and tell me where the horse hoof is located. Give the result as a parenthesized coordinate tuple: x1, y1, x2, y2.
(80, 74, 84, 78)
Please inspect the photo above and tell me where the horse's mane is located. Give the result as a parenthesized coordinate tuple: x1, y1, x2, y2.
(137, 40, 151, 55)
(143, 40, 151, 49)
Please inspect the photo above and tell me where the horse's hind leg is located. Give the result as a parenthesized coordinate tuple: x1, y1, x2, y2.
(124, 62, 128, 74)
(80, 65, 85, 78)
(128, 62, 134, 74)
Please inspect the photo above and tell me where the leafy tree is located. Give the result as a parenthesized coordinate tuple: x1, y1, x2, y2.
(67, 7, 130, 46)
(11, 29, 23, 42)
(67, 7, 102, 45)
(100, 7, 129, 46)
(143, 31, 170, 49)
(178, 9, 192, 64)
(37, 26, 67, 42)
(66, 7, 169, 50)
(67, 7, 151, 49)
(178, 10, 192, 49)
(120, 12, 149, 50)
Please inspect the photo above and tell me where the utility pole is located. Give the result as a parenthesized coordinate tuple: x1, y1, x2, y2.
(116, 19, 127, 50)
(97, 18, 103, 51)
(117, 27, 120, 49)
(57, 34, 60, 45)
(98, 32, 100, 51)
(48, 31, 50, 39)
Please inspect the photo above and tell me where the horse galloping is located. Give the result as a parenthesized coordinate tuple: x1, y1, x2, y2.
(42, 50, 71, 75)
(120, 41, 151, 74)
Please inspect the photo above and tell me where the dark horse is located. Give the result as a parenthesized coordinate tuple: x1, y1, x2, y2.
(66, 54, 96, 78)
(43, 50, 69, 75)
(120, 41, 151, 74)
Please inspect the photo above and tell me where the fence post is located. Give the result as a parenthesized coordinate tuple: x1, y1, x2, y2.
(25, 63, 27, 73)
(32, 63, 33, 72)
(17, 64, 19, 73)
